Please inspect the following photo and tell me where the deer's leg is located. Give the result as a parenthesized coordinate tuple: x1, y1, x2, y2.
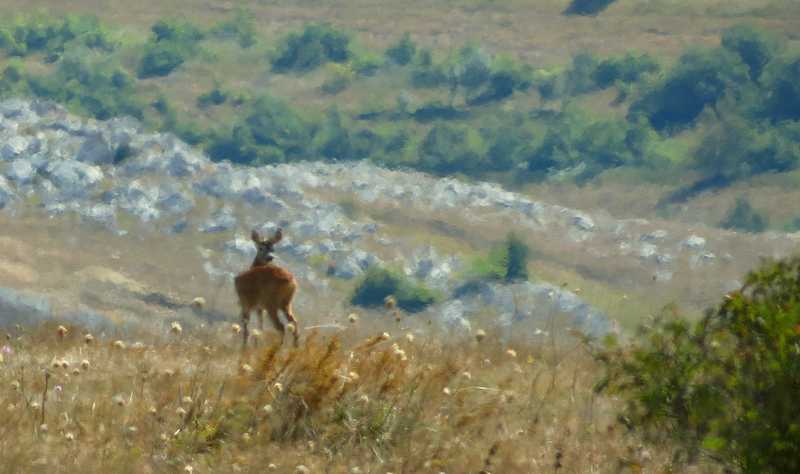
(257, 309, 265, 331)
(267, 308, 286, 344)
(241, 309, 250, 352)
(283, 303, 299, 347)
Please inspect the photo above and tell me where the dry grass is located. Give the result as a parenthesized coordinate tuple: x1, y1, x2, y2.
(0, 319, 722, 473)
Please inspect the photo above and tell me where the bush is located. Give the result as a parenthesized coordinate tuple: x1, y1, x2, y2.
(563, 0, 617, 16)
(693, 117, 800, 182)
(721, 23, 784, 84)
(27, 55, 144, 120)
(719, 196, 768, 233)
(504, 231, 531, 281)
(210, 8, 259, 48)
(271, 24, 351, 72)
(628, 46, 750, 133)
(760, 52, 800, 122)
(350, 266, 439, 313)
(598, 256, 800, 472)
(470, 231, 531, 281)
(0, 11, 112, 60)
(590, 51, 660, 89)
(385, 31, 416, 66)
(137, 18, 204, 78)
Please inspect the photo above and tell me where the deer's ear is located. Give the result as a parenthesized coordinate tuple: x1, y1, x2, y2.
(267, 228, 283, 245)
(252, 230, 262, 243)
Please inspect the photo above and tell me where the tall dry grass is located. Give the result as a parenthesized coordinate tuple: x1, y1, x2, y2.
(0, 318, 722, 473)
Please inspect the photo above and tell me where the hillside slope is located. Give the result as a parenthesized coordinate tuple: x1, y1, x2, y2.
(2, 98, 799, 339)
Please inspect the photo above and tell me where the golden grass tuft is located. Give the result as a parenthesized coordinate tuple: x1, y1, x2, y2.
(0, 319, 723, 473)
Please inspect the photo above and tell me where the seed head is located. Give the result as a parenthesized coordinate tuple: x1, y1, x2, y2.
(39, 423, 48, 433)
(251, 329, 263, 340)
(261, 404, 273, 414)
(239, 364, 252, 375)
(348, 313, 358, 324)
(176, 407, 187, 416)
(113, 396, 125, 407)
(114, 340, 126, 350)
(384, 296, 396, 309)
(442, 387, 451, 395)
(182, 396, 192, 405)
(64, 432, 75, 442)
(406, 333, 414, 342)
(171, 322, 183, 333)
(58, 326, 68, 337)
(231, 323, 241, 334)
(475, 330, 486, 342)
(193, 297, 206, 309)
(84, 334, 94, 344)
(506, 349, 517, 358)
(73, 368, 81, 375)
(81, 360, 90, 370)
(378, 332, 390, 341)
(61, 360, 69, 369)
(547, 291, 554, 299)
(30, 402, 41, 411)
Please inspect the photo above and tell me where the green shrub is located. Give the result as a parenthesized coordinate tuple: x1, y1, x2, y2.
(350, 266, 439, 313)
(563, 0, 617, 16)
(271, 24, 351, 72)
(598, 256, 800, 472)
(0, 11, 112, 60)
(27, 55, 144, 120)
(783, 215, 800, 233)
(760, 52, 800, 122)
(137, 18, 204, 78)
(470, 231, 531, 281)
(721, 22, 784, 84)
(719, 196, 768, 233)
(590, 51, 660, 89)
(628, 46, 750, 133)
(210, 8, 259, 48)
(385, 31, 416, 66)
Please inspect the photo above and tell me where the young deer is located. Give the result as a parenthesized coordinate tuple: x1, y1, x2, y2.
(235, 229, 299, 349)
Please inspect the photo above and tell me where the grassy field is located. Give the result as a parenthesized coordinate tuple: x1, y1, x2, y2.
(0, 319, 723, 473)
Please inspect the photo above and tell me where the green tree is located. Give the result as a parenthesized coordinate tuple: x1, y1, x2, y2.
(721, 23, 784, 84)
(760, 52, 800, 122)
(628, 46, 750, 133)
(504, 231, 530, 281)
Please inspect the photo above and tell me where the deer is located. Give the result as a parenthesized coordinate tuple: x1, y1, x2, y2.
(234, 228, 299, 349)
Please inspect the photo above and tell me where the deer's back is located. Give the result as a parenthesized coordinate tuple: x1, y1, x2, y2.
(235, 264, 297, 307)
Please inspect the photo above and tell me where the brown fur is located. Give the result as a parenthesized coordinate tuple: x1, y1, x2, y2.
(235, 262, 299, 348)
